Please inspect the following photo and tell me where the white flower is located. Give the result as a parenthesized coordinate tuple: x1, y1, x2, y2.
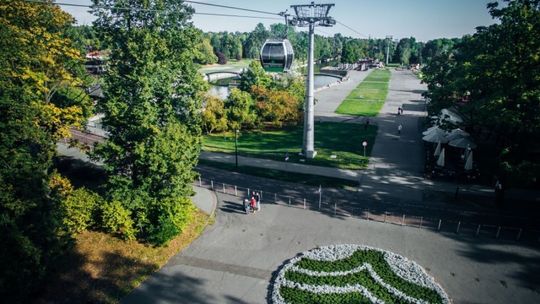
(271, 244, 451, 304)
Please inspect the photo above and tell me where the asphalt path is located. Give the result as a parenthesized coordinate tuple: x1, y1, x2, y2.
(123, 191, 540, 304)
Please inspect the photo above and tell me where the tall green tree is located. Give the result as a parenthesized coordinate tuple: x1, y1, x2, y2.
(92, 0, 207, 244)
(239, 60, 272, 92)
(423, 0, 540, 188)
(0, 0, 88, 300)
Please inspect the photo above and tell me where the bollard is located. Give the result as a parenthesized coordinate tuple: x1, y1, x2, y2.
(496, 226, 501, 239)
(517, 228, 522, 241)
(437, 219, 442, 231)
(476, 224, 481, 236)
(274, 193, 277, 204)
(456, 221, 461, 234)
(334, 202, 337, 215)
(288, 197, 291, 205)
(247, 188, 250, 197)
(235, 186, 237, 196)
(199, 176, 202, 187)
(366, 209, 369, 220)
(419, 217, 423, 228)
(402, 214, 405, 226)
(303, 198, 306, 209)
(384, 212, 387, 223)
(222, 183, 226, 193)
(211, 180, 214, 190)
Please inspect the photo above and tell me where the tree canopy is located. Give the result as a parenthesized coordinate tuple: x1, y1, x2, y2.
(422, 0, 540, 187)
(0, 0, 89, 300)
(92, 0, 207, 244)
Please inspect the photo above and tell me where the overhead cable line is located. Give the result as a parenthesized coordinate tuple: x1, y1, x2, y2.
(184, 0, 280, 16)
(25, 0, 281, 19)
(335, 20, 369, 38)
(194, 12, 281, 20)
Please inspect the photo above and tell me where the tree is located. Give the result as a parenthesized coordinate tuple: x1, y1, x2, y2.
(239, 60, 271, 92)
(422, 0, 540, 188)
(251, 85, 302, 127)
(224, 88, 256, 130)
(92, 0, 206, 244)
(194, 35, 217, 64)
(202, 95, 228, 133)
(0, 0, 88, 300)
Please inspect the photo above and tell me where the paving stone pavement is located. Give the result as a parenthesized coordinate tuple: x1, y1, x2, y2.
(122, 192, 540, 304)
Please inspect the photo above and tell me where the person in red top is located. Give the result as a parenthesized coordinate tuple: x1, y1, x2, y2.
(250, 196, 257, 212)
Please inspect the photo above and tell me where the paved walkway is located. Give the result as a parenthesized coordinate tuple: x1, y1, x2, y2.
(314, 69, 370, 119)
(122, 192, 540, 304)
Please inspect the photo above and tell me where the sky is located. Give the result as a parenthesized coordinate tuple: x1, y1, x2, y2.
(59, 0, 497, 41)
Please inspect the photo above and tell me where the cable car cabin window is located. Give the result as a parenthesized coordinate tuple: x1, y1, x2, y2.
(262, 44, 285, 65)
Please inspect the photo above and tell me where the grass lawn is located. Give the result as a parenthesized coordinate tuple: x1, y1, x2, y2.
(203, 122, 377, 170)
(198, 59, 253, 74)
(335, 69, 391, 116)
(198, 160, 358, 189)
(38, 209, 211, 304)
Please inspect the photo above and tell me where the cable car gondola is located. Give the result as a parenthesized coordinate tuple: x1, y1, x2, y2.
(260, 39, 294, 73)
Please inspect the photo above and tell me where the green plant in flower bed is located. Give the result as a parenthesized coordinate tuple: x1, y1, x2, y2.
(285, 269, 405, 303)
(295, 249, 443, 304)
(280, 286, 371, 304)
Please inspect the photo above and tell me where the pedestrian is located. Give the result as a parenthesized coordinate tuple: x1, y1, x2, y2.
(399, 106, 404, 115)
(397, 107, 401, 116)
(398, 124, 402, 135)
(250, 196, 256, 212)
(243, 198, 249, 214)
(254, 192, 260, 211)
(285, 152, 289, 162)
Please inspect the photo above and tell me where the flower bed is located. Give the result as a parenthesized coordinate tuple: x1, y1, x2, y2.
(272, 244, 450, 304)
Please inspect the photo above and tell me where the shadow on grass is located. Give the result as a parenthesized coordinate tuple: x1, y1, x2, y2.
(37, 249, 158, 304)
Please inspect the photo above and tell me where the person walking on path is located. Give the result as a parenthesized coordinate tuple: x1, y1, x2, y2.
(250, 196, 257, 213)
(398, 124, 403, 135)
(254, 192, 261, 211)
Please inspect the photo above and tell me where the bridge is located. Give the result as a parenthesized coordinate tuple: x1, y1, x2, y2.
(203, 70, 243, 82)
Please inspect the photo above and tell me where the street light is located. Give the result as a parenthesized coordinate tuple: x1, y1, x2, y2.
(235, 129, 239, 169)
(362, 140, 368, 157)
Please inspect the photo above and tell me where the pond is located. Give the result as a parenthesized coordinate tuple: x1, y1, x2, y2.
(208, 74, 341, 99)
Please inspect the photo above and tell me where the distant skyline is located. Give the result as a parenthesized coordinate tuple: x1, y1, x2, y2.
(59, 0, 497, 41)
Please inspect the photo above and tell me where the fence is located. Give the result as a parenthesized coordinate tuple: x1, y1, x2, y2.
(195, 176, 540, 245)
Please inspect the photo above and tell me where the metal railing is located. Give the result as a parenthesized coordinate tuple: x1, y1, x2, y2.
(194, 176, 540, 245)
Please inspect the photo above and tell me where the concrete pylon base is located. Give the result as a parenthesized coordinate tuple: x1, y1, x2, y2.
(305, 150, 317, 159)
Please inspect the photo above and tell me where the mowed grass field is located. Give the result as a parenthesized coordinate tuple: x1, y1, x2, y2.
(203, 122, 378, 170)
(335, 69, 391, 116)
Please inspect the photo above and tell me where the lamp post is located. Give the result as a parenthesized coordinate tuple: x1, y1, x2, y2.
(290, 2, 335, 159)
(235, 129, 239, 169)
(385, 35, 393, 66)
(362, 140, 368, 157)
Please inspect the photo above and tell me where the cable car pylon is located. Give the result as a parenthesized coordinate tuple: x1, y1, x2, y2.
(290, 2, 336, 159)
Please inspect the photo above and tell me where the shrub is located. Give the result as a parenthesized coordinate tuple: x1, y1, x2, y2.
(147, 197, 194, 246)
(61, 188, 101, 235)
(215, 51, 228, 64)
(101, 201, 136, 240)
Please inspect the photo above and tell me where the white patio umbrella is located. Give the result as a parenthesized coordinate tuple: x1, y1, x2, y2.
(436, 148, 445, 167)
(446, 128, 470, 141)
(464, 151, 474, 170)
(449, 136, 477, 149)
(423, 128, 449, 143)
(422, 125, 441, 136)
(434, 141, 442, 157)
